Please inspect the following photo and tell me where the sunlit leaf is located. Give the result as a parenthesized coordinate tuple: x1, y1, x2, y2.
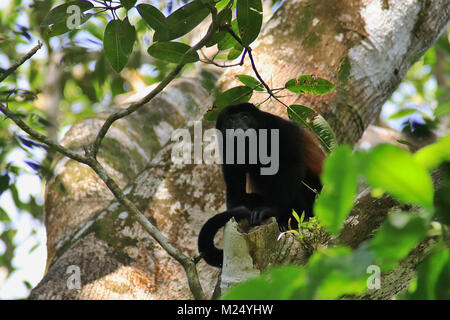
(370, 213, 427, 271)
(228, 45, 244, 60)
(222, 265, 308, 300)
(362, 144, 434, 211)
(411, 241, 450, 299)
(314, 145, 358, 235)
(414, 135, 450, 171)
(434, 100, 450, 118)
(0, 207, 11, 222)
(235, 75, 263, 91)
(285, 75, 334, 95)
(388, 108, 417, 120)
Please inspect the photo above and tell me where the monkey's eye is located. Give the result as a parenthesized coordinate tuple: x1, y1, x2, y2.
(242, 114, 249, 121)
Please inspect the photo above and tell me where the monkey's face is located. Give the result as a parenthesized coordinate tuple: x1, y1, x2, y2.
(222, 111, 259, 131)
(216, 103, 261, 133)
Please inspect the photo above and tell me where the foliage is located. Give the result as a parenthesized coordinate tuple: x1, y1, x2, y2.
(223, 135, 450, 299)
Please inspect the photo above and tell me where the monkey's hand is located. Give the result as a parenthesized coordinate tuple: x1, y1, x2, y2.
(249, 206, 277, 226)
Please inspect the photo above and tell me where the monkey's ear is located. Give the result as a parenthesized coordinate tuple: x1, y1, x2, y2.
(302, 129, 326, 176)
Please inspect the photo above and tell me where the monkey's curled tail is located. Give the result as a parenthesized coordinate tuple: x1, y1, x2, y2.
(198, 206, 251, 268)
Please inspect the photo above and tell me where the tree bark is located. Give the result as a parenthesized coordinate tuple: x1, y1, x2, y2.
(30, 0, 449, 299)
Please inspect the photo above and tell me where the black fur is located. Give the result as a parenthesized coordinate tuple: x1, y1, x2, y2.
(198, 103, 323, 267)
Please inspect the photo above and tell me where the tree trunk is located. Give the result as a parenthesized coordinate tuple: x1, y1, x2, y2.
(29, 0, 449, 299)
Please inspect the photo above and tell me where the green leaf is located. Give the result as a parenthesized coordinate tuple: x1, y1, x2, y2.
(0, 207, 11, 223)
(314, 145, 358, 235)
(136, 4, 169, 41)
(227, 45, 244, 60)
(362, 144, 434, 211)
(411, 242, 449, 299)
(222, 265, 308, 300)
(311, 115, 337, 152)
(214, 86, 253, 108)
(387, 108, 417, 120)
(204, 86, 253, 121)
(434, 100, 450, 118)
(217, 6, 232, 25)
(423, 47, 436, 66)
(217, 19, 240, 50)
(120, 0, 136, 11)
(215, 0, 234, 11)
(0, 174, 9, 195)
(287, 104, 337, 153)
(155, 1, 209, 41)
(147, 41, 199, 64)
(236, 0, 263, 46)
(414, 135, 450, 171)
(235, 75, 263, 91)
(370, 213, 428, 271)
(306, 246, 371, 299)
(41, 0, 94, 38)
(103, 18, 136, 73)
(204, 7, 231, 47)
(287, 104, 315, 123)
(285, 75, 335, 95)
(41, 0, 93, 26)
(223, 245, 373, 300)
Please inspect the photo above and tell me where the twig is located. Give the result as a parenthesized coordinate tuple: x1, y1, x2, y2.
(200, 48, 247, 68)
(0, 41, 42, 83)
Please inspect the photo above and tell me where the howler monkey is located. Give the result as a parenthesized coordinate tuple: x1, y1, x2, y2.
(198, 103, 325, 268)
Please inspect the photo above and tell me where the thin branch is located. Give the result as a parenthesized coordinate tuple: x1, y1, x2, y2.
(0, 41, 43, 83)
(0, 104, 89, 164)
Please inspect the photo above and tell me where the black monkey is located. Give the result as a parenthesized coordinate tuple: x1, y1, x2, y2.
(198, 103, 325, 267)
